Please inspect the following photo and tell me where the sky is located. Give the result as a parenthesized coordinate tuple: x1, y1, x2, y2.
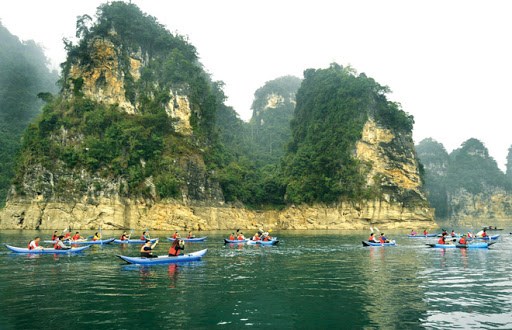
(1, 0, 511, 170)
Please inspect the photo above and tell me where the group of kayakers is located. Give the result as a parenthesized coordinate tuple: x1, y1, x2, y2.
(368, 232, 391, 243)
(227, 229, 273, 241)
(28, 235, 71, 250)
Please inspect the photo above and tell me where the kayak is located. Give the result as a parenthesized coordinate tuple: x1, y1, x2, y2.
(167, 237, 207, 242)
(472, 235, 500, 241)
(407, 234, 437, 238)
(113, 238, 159, 244)
(437, 234, 462, 238)
(246, 239, 279, 246)
(5, 244, 91, 254)
(427, 242, 495, 248)
(224, 239, 249, 244)
(116, 248, 207, 265)
(362, 241, 397, 247)
(44, 238, 115, 245)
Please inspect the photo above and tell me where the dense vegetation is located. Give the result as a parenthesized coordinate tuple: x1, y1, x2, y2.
(417, 138, 512, 219)
(13, 2, 224, 199)
(283, 63, 414, 204)
(0, 22, 58, 206)
(8, 2, 419, 210)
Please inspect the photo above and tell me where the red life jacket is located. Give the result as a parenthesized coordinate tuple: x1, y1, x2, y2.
(28, 241, 35, 250)
(237, 235, 244, 240)
(482, 232, 487, 237)
(140, 235, 145, 240)
(369, 236, 375, 242)
(172, 233, 178, 239)
(437, 238, 445, 244)
(169, 246, 180, 256)
(379, 237, 385, 243)
(229, 235, 235, 240)
(253, 236, 261, 241)
(64, 233, 71, 239)
(263, 237, 270, 241)
(54, 242, 62, 249)
(72, 234, 80, 240)
(51, 235, 57, 240)
(459, 238, 467, 244)
(120, 235, 127, 240)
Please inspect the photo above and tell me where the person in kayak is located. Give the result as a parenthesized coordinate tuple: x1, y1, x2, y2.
(51, 231, 58, 241)
(481, 229, 488, 237)
(423, 229, 429, 236)
(252, 233, 261, 241)
(72, 231, 83, 241)
(410, 230, 417, 236)
(368, 233, 379, 243)
(120, 232, 130, 241)
(379, 233, 390, 243)
(140, 239, 158, 258)
(140, 231, 149, 240)
(63, 231, 71, 240)
(437, 235, 447, 244)
(54, 236, 71, 250)
(229, 233, 235, 240)
(237, 232, 245, 240)
(172, 231, 180, 239)
(458, 235, 467, 245)
(450, 230, 456, 237)
(187, 231, 195, 239)
(168, 239, 185, 256)
(92, 232, 101, 241)
(28, 237, 43, 250)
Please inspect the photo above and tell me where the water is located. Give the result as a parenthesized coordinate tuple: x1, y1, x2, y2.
(1, 230, 511, 329)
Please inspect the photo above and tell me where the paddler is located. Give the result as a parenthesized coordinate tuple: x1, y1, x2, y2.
(458, 235, 467, 245)
(379, 233, 390, 243)
(28, 237, 43, 250)
(54, 236, 71, 250)
(437, 235, 447, 245)
(72, 231, 82, 241)
(92, 232, 101, 241)
(368, 233, 379, 243)
(168, 239, 185, 256)
(140, 239, 158, 258)
(120, 231, 130, 241)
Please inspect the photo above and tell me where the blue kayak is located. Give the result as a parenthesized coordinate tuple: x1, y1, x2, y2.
(224, 239, 249, 244)
(407, 234, 438, 238)
(427, 242, 495, 249)
(113, 238, 159, 244)
(116, 248, 207, 265)
(247, 239, 279, 246)
(472, 235, 500, 241)
(43, 238, 115, 245)
(362, 241, 397, 247)
(167, 237, 207, 242)
(5, 244, 91, 254)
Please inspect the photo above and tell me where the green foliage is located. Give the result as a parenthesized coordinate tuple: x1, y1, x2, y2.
(0, 22, 58, 207)
(506, 145, 512, 180)
(283, 63, 409, 204)
(417, 138, 512, 219)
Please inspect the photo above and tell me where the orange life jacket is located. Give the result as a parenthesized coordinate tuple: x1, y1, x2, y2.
(229, 235, 235, 240)
(237, 235, 244, 240)
(28, 241, 37, 250)
(437, 238, 445, 244)
(64, 233, 70, 239)
(459, 238, 467, 244)
(169, 246, 180, 256)
(172, 233, 178, 239)
(54, 242, 62, 249)
(72, 234, 80, 240)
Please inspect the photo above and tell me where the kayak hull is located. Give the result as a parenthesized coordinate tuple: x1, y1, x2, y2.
(362, 241, 397, 247)
(113, 238, 159, 244)
(247, 239, 279, 246)
(427, 242, 495, 249)
(407, 234, 437, 238)
(43, 238, 115, 245)
(5, 244, 91, 254)
(224, 239, 249, 244)
(116, 248, 207, 265)
(472, 235, 500, 241)
(167, 237, 207, 242)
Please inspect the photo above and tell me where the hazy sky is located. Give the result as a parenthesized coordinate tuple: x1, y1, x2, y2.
(1, 0, 511, 170)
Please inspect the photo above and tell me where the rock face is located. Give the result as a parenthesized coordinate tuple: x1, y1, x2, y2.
(417, 138, 512, 225)
(0, 198, 434, 231)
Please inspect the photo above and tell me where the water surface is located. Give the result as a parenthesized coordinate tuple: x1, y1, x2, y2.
(1, 229, 511, 329)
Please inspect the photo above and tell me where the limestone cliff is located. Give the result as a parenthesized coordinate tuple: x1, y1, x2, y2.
(417, 138, 512, 224)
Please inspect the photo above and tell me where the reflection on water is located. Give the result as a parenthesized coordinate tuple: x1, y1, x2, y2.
(0, 230, 511, 328)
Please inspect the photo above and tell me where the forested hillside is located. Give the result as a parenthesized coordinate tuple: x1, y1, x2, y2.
(0, 22, 58, 206)
(417, 138, 512, 221)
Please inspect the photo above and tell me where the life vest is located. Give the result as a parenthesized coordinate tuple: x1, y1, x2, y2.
(459, 238, 467, 244)
(253, 236, 260, 241)
(92, 236, 99, 241)
(51, 235, 57, 240)
(437, 238, 445, 244)
(172, 233, 178, 239)
(229, 235, 235, 240)
(263, 237, 270, 241)
(169, 246, 180, 256)
(28, 240, 37, 250)
(379, 237, 385, 243)
(54, 242, 62, 249)
(482, 232, 487, 237)
(64, 233, 71, 239)
(237, 235, 244, 240)
(72, 234, 80, 240)
(140, 235, 145, 240)
(120, 235, 127, 240)
(423, 230, 428, 235)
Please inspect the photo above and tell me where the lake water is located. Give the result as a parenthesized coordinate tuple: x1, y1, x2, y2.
(1, 229, 511, 329)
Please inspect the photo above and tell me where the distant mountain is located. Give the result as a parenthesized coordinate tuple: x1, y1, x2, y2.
(417, 138, 512, 223)
(0, 22, 58, 207)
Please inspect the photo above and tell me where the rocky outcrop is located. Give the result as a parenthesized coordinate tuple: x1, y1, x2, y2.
(0, 197, 435, 230)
